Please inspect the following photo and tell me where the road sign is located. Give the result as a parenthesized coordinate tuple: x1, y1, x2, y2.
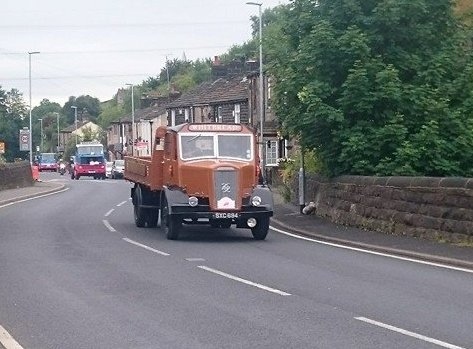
(0, 141, 5, 154)
(19, 129, 30, 151)
(136, 141, 148, 150)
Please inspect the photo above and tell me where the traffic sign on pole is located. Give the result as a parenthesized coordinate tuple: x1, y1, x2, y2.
(19, 129, 30, 151)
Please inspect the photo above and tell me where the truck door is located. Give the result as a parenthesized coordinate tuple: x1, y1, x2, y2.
(163, 132, 178, 184)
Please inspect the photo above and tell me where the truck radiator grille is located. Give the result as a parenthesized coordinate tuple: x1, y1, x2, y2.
(213, 168, 238, 210)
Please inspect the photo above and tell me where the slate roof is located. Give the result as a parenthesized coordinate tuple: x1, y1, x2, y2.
(110, 105, 167, 124)
(166, 76, 249, 108)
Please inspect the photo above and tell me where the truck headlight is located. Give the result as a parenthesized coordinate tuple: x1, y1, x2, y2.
(188, 196, 198, 207)
(251, 196, 262, 206)
(247, 218, 257, 228)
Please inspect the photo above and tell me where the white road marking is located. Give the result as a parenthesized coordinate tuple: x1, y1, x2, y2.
(123, 238, 170, 256)
(355, 317, 465, 349)
(0, 325, 24, 349)
(116, 201, 127, 207)
(102, 220, 116, 232)
(270, 226, 473, 274)
(197, 265, 291, 296)
(0, 187, 69, 209)
(104, 209, 114, 217)
(185, 258, 206, 262)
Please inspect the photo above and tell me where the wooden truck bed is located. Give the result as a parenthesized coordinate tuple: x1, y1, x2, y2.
(124, 151, 163, 191)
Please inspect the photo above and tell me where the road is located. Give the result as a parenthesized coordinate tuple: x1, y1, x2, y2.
(0, 172, 472, 349)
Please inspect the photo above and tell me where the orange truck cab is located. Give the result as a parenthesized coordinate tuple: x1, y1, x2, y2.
(124, 123, 273, 240)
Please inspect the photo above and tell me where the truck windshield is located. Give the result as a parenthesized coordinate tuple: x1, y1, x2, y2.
(77, 145, 103, 155)
(78, 156, 104, 165)
(217, 135, 252, 160)
(40, 153, 56, 163)
(180, 134, 252, 161)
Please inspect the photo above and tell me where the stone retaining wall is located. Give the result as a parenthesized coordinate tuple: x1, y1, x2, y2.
(295, 175, 473, 243)
(0, 161, 34, 191)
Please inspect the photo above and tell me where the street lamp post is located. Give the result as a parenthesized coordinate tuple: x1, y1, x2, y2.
(71, 106, 78, 145)
(126, 83, 135, 155)
(246, 2, 265, 183)
(56, 112, 60, 152)
(28, 51, 40, 164)
(38, 118, 43, 152)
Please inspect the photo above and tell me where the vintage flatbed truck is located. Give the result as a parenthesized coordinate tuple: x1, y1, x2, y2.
(124, 122, 273, 240)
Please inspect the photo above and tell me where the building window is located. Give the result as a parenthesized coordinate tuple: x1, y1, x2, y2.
(217, 106, 222, 123)
(171, 110, 176, 126)
(234, 104, 240, 123)
(184, 109, 189, 122)
(265, 140, 278, 167)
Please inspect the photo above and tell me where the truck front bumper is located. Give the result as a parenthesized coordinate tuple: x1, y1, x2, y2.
(170, 205, 273, 228)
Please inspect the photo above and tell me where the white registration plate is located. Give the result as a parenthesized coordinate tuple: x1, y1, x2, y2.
(88, 170, 96, 173)
(212, 212, 239, 219)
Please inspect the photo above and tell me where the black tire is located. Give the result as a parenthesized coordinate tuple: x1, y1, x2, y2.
(133, 185, 146, 228)
(251, 217, 270, 240)
(146, 209, 159, 228)
(160, 196, 181, 240)
(75, 175, 80, 180)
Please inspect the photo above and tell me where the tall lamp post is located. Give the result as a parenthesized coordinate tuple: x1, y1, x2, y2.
(126, 83, 135, 155)
(71, 106, 78, 145)
(246, 2, 265, 183)
(55, 112, 60, 152)
(38, 118, 43, 152)
(28, 51, 40, 164)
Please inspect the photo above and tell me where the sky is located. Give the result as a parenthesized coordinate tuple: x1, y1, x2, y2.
(0, 0, 288, 107)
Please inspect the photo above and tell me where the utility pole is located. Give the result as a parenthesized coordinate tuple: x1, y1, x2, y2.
(28, 51, 40, 164)
(246, 2, 265, 183)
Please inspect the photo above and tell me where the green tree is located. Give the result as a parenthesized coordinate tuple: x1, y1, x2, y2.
(62, 95, 101, 124)
(31, 99, 63, 152)
(0, 87, 28, 161)
(267, 0, 473, 177)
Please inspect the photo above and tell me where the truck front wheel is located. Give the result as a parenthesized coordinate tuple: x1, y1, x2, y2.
(251, 217, 270, 240)
(160, 196, 181, 240)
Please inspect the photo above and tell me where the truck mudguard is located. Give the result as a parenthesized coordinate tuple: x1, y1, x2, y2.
(252, 185, 274, 211)
(162, 186, 189, 214)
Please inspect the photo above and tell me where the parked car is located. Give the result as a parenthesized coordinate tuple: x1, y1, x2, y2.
(111, 159, 125, 179)
(105, 161, 113, 179)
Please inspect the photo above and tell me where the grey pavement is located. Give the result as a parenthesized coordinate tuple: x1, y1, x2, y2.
(1, 182, 472, 270)
(270, 189, 473, 269)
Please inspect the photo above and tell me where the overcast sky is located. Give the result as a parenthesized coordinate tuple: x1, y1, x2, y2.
(0, 0, 288, 107)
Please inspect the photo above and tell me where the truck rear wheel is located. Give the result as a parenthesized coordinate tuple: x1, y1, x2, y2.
(133, 185, 146, 228)
(146, 210, 159, 228)
(160, 196, 181, 240)
(251, 217, 269, 240)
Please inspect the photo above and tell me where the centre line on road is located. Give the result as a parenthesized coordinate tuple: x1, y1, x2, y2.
(123, 238, 170, 256)
(104, 208, 114, 217)
(355, 317, 465, 349)
(0, 325, 24, 349)
(116, 201, 127, 207)
(197, 265, 291, 296)
(270, 226, 473, 274)
(102, 219, 116, 232)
